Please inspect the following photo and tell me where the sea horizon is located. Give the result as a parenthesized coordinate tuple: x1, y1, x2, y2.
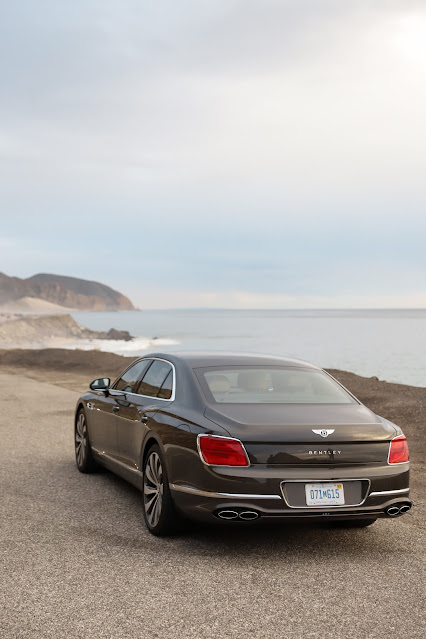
(70, 308, 426, 389)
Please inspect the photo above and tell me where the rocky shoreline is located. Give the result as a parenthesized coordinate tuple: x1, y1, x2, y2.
(0, 313, 133, 348)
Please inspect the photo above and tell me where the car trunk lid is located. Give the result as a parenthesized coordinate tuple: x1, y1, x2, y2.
(204, 404, 396, 465)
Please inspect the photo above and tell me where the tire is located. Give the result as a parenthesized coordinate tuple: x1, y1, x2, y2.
(142, 444, 181, 536)
(333, 518, 377, 528)
(75, 408, 97, 473)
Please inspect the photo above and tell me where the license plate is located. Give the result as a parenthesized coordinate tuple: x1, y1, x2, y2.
(305, 483, 345, 506)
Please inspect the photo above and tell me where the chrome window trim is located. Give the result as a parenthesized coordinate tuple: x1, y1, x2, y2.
(280, 478, 371, 509)
(112, 357, 176, 402)
(387, 435, 410, 465)
(322, 369, 361, 404)
(170, 484, 281, 500)
(92, 447, 142, 476)
(197, 434, 251, 467)
(369, 488, 409, 497)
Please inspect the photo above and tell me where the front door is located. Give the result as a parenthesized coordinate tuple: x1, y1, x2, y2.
(87, 391, 119, 458)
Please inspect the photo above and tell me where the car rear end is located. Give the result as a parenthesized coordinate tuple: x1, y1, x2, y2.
(170, 364, 411, 525)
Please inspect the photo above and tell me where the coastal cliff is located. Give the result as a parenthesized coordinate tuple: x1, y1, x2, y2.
(0, 272, 135, 311)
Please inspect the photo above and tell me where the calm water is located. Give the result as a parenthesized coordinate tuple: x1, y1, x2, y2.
(71, 309, 426, 388)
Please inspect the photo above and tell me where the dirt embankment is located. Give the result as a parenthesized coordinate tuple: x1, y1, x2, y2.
(0, 314, 132, 348)
(0, 348, 133, 383)
(327, 369, 425, 475)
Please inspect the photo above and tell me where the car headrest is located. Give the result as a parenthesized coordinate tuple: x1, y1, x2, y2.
(208, 374, 231, 393)
(237, 371, 269, 392)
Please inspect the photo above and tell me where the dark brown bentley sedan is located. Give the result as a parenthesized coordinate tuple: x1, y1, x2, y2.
(74, 352, 411, 536)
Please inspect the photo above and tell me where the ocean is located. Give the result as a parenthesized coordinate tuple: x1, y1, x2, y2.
(71, 309, 426, 388)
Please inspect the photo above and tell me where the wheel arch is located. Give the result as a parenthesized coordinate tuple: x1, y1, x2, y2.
(141, 432, 166, 471)
(74, 403, 93, 447)
(75, 402, 85, 424)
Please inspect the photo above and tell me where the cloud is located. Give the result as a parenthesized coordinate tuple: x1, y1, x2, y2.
(1, 1, 426, 306)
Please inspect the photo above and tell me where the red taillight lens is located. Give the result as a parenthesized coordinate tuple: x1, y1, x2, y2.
(388, 435, 409, 464)
(198, 435, 249, 466)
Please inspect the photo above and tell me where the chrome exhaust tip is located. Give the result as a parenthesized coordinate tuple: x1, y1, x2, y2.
(239, 511, 259, 521)
(386, 506, 400, 516)
(217, 510, 239, 520)
(399, 504, 411, 514)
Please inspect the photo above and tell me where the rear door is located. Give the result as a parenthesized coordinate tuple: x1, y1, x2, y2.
(117, 359, 175, 469)
(91, 359, 152, 461)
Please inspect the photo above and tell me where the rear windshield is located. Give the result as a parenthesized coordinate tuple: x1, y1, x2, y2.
(195, 366, 355, 404)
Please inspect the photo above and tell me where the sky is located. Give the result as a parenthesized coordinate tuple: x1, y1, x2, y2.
(1, 0, 426, 309)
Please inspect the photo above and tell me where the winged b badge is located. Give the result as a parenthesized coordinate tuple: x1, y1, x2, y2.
(312, 429, 335, 438)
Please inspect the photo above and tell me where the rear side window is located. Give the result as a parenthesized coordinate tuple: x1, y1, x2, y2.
(137, 360, 173, 399)
(158, 370, 173, 399)
(114, 359, 152, 392)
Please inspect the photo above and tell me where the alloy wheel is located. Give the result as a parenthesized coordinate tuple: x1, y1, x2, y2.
(75, 412, 87, 467)
(144, 451, 164, 528)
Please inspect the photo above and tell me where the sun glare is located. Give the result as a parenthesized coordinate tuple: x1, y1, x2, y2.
(394, 14, 426, 61)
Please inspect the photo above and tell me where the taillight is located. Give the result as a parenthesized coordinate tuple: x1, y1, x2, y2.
(198, 435, 249, 466)
(388, 435, 409, 464)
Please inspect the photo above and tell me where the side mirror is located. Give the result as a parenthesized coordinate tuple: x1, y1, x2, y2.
(90, 377, 111, 391)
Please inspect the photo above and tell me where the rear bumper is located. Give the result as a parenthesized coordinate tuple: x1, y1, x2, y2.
(170, 463, 411, 523)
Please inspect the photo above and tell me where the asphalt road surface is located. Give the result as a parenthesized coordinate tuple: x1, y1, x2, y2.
(0, 372, 424, 639)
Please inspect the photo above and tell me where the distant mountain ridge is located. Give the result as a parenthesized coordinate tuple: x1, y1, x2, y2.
(0, 272, 135, 311)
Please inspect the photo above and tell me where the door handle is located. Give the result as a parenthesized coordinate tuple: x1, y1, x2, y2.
(140, 415, 148, 423)
(112, 405, 120, 413)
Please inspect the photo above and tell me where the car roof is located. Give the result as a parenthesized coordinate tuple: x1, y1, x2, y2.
(143, 351, 319, 369)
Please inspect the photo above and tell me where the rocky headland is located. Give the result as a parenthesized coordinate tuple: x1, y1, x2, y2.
(0, 272, 135, 311)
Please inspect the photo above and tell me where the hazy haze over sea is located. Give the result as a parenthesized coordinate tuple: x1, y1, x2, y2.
(71, 309, 426, 388)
